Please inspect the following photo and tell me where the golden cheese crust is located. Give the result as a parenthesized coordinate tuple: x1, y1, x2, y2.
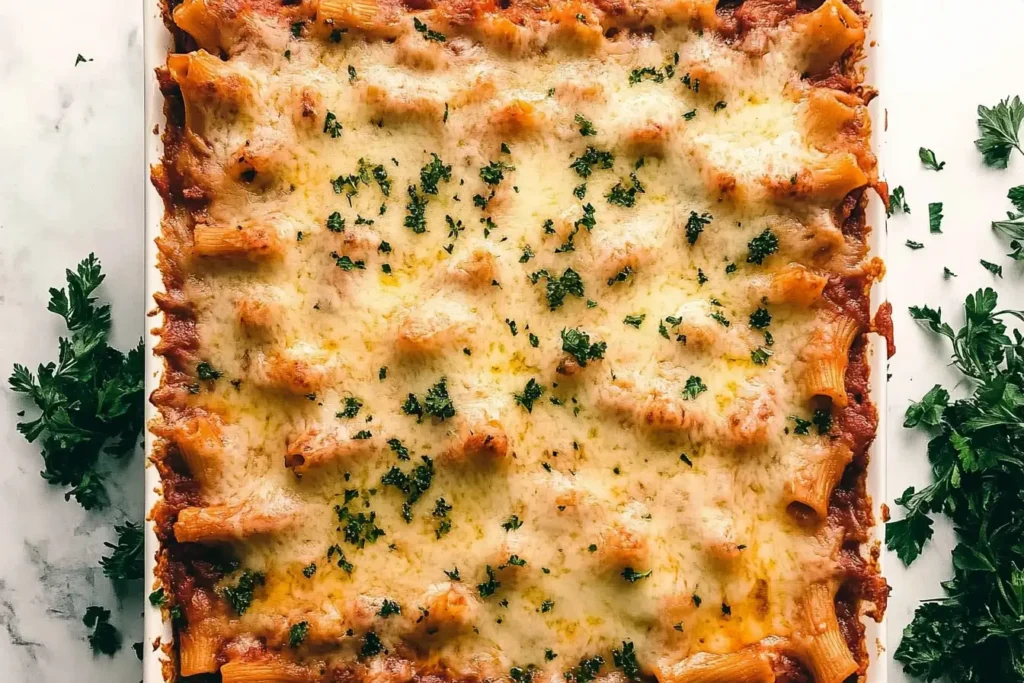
(150, 0, 887, 681)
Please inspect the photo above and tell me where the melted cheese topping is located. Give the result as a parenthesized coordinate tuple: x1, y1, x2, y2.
(161, 9, 872, 680)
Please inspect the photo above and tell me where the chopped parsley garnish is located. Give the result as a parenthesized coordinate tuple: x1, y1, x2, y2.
(606, 266, 634, 286)
(514, 378, 546, 413)
(480, 160, 515, 186)
(378, 600, 402, 618)
(359, 631, 386, 658)
(506, 319, 518, 336)
(502, 514, 523, 531)
(289, 621, 309, 647)
(714, 101, 727, 112)
(685, 211, 712, 245)
(569, 146, 614, 178)
(529, 333, 540, 347)
(683, 109, 697, 121)
(412, 17, 446, 42)
(929, 202, 944, 233)
(545, 649, 558, 661)
(302, 563, 317, 578)
(568, 655, 605, 683)
(749, 307, 772, 329)
(404, 186, 428, 234)
(420, 153, 452, 194)
(889, 185, 911, 217)
(919, 147, 946, 171)
(710, 311, 730, 327)
(196, 362, 221, 381)
(401, 393, 423, 419)
(540, 600, 555, 613)
(433, 497, 452, 538)
(337, 396, 363, 419)
(575, 113, 597, 136)
(605, 173, 645, 208)
(746, 228, 779, 265)
(520, 245, 535, 263)
(530, 267, 585, 310)
(624, 314, 646, 328)
(445, 567, 461, 581)
(328, 543, 355, 572)
(621, 567, 652, 583)
(812, 408, 832, 435)
(612, 641, 641, 682)
(381, 456, 435, 522)
(697, 268, 708, 285)
(326, 211, 345, 232)
(906, 240, 925, 250)
(981, 259, 1003, 276)
(221, 570, 266, 615)
(682, 375, 707, 400)
(149, 588, 167, 606)
(789, 415, 812, 435)
(335, 505, 386, 547)
(323, 111, 343, 138)
(445, 215, 465, 241)
(629, 65, 667, 85)
(944, 267, 957, 279)
(352, 430, 372, 440)
(477, 565, 501, 598)
(561, 328, 607, 367)
(334, 254, 366, 271)
(422, 378, 455, 420)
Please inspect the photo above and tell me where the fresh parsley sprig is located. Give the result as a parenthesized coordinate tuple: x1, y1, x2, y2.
(888, 289, 1024, 682)
(8, 255, 144, 510)
(975, 95, 1024, 168)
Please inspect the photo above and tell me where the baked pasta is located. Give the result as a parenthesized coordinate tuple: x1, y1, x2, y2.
(149, 0, 888, 681)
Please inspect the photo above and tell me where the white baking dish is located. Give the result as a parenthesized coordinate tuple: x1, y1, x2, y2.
(141, 3, 888, 679)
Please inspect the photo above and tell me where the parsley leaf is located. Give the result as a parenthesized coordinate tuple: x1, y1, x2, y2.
(684, 211, 712, 245)
(532, 268, 585, 310)
(919, 147, 946, 171)
(99, 521, 143, 581)
(569, 146, 614, 178)
(746, 228, 779, 265)
(221, 570, 266, 615)
(929, 202, 944, 233)
(382, 456, 434, 520)
(575, 113, 597, 136)
(477, 565, 501, 598)
(981, 259, 1003, 277)
(423, 378, 456, 420)
(289, 621, 309, 647)
(412, 17, 446, 42)
(889, 185, 911, 217)
(623, 314, 646, 328)
(681, 376, 707, 400)
(514, 378, 546, 413)
(612, 641, 641, 682)
(906, 240, 925, 250)
(975, 95, 1024, 168)
(83, 606, 121, 656)
(561, 328, 607, 367)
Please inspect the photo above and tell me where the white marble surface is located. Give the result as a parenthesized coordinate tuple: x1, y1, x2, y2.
(0, 0, 1023, 681)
